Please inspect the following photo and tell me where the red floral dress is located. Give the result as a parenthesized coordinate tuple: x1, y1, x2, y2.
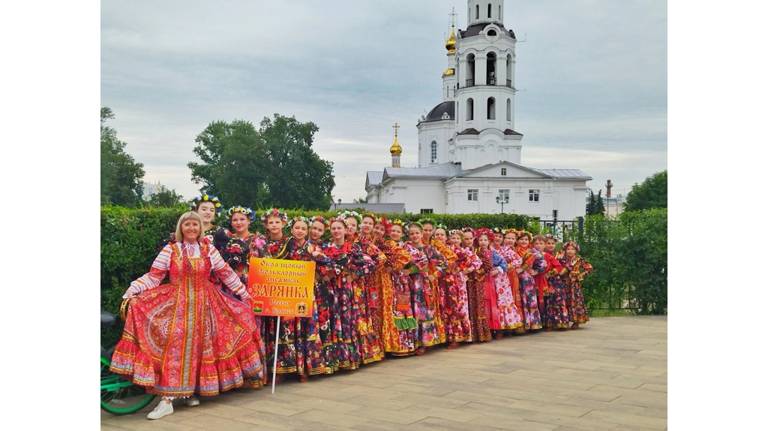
(110, 240, 265, 397)
(560, 255, 593, 325)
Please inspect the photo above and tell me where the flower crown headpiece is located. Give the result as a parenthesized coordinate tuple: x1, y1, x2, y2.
(544, 233, 557, 242)
(503, 228, 518, 236)
(227, 206, 255, 220)
(261, 208, 288, 224)
(461, 226, 475, 233)
(517, 231, 533, 241)
(192, 194, 223, 213)
(434, 223, 448, 232)
(474, 227, 494, 239)
(563, 241, 580, 252)
(449, 229, 462, 237)
(338, 210, 362, 224)
(390, 219, 407, 230)
(288, 216, 310, 229)
(310, 215, 329, 228)
(491, 227, 503, 234)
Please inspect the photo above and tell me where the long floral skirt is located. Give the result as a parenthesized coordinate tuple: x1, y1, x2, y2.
(442, 272, 473, 343)
(467, 276, 491, 342)
(566, 280, 590, 325)
(410, 274, 442, 347)
(353, 277, 384, 364)
(381, 272, 418, 355)
(518, 273, 543, 331)
(485, 274, 525, 331)
(110, 282, 265, 397)
(543, 277, 571, 329)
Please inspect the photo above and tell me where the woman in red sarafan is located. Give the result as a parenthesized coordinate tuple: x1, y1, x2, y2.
(443, 229, 480, 347)
(110, 212, 265, 420)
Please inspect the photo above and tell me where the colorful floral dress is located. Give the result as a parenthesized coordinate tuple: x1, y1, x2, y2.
(431, 239, 458, 344)
(403, 242, 443, 348)
(479, 248, 524, 331)
(516, 246, 544, 330)
(560, 255, 593, 325)
(542, 251, 571, 329)
(110, 240, 265, 397)
(467, 248, 492, 343)
(376, 239, 418, 355)
(282, 238, 331, 376)
(444, 244, 480, 343)
(352, 238, 383, 364)
(499, 245, 525, 331)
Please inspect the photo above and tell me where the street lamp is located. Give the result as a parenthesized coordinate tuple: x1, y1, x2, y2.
(496, 193, 509, 214)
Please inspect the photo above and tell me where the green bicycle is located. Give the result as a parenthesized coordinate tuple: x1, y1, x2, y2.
(101, 310, 156, 415)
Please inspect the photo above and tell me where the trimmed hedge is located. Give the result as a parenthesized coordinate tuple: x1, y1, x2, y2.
(100, 206, 531, 344)
(101, 206, 667, 343)
(562, 208, 667, 315)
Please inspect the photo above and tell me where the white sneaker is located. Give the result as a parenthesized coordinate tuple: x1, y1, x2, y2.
(147, 399, 174, 420)
(185, 397, 200, 407)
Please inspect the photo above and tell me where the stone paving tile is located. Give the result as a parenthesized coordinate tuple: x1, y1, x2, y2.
(101, 316, 667, 430)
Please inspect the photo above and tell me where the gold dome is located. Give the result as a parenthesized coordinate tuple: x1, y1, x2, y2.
(390, 135, 402, 156)
(445, 28, 457, 54)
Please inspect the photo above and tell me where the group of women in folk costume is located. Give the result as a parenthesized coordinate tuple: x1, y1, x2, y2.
(109, 195, 592, 420)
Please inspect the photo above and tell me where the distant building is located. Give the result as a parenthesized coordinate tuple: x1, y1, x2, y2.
(361, 0, 591, 219)
(329, 202, 406, 214)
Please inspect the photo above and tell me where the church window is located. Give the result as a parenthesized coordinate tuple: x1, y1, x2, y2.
(506, 98, 511, 121)
(488, 4, 492, 18)
(468, 189, 479, 201)
(486, 52, 496, 85)
(487, 29, 497, 36)
(430, 141, 438, 163)
(467, 98, 474, 121)
(467, 54, 476, 87)
(487, 97, 496, 120)
(420, 208, 434, 214)
(476, 5, 479, 20)
(529, 189, 540, 202)
(499, 5, 502, 19)
(506, 54, 512, 87)
(501, 167, 507, 176)
(498, 189, 510, 202)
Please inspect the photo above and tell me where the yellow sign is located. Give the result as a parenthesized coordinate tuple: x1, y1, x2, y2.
(248, 257, 316, 317)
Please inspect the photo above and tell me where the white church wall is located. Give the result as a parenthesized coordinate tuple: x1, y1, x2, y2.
(417, 120, 455, 167)
(377, 179, 446, 214)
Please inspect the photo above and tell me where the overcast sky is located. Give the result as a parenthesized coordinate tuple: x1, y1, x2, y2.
(102, 0, 666, 203)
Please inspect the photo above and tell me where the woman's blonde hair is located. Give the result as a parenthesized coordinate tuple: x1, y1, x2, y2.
(175, 211, 204, 242)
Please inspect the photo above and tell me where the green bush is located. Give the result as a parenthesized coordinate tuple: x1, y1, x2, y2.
(565, 209, 667, 315)
(101, 206, 667, 345)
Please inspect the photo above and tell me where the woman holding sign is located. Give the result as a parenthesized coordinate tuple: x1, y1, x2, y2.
(278, 216, 329, 381)
(110, 211, 265, 420)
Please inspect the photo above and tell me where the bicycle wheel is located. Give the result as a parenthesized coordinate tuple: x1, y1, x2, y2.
(100, 356, 156, 415)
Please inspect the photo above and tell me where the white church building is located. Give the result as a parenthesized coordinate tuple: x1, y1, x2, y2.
(365, 0, 591, 219)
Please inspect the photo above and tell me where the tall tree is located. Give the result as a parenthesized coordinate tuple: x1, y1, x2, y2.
(625, 170, 667, 211)
(146, 185, 185, 207)
(188, 114, 335, 209)
(595, 190, 606, 215)
(101, 107, 145, 206)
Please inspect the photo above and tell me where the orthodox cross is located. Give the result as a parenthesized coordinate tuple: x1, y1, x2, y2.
(392, 122, 400, 138)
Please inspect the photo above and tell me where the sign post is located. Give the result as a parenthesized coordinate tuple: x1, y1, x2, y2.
(248, 257, 316, 394)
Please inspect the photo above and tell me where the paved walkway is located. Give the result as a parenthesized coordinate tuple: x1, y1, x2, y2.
(102, 316, 667, 431)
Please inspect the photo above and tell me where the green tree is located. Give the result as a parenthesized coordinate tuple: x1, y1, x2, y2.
(146, 185, 185, 207)
(188, 114, 335, 209)
(625, 170, 667, 211)
(101, 107, 145, 206)
(595, 189, 606, 215)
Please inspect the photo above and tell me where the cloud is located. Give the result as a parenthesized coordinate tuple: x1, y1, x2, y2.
(102, 0, 666, 202)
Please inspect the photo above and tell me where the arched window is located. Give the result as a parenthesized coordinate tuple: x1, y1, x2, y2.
(467, 53, 476, 87)
(487, 97, 496, 120)
(486, 52, 496, 85)
(488, 4, 492, 18)
(430, 141, 438, 163)
(506, 54, 512, 87)
(476, 5, 479, 20)
(467, 98, 474, 121)
(499, 5, 502, 20)
(506, 98, 511, 121)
